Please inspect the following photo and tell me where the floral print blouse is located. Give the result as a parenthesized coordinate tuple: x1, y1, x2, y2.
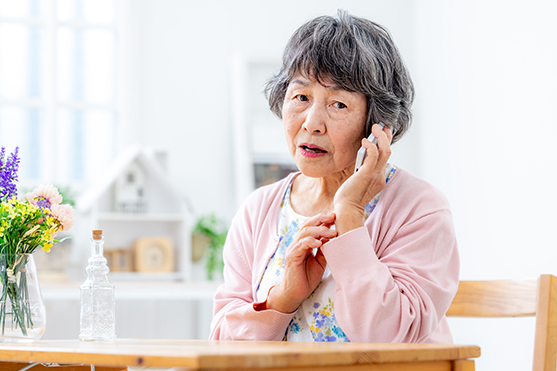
(256, 165, 396, 342)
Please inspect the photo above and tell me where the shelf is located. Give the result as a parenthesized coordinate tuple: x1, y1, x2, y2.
(40, 280, 222, 301)
(97, 212, 186, 222)
(108, 272, 183, 281)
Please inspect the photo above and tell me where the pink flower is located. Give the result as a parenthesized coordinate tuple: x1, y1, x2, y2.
(25, 184, 63, 209)
(51, 203, 74, 232)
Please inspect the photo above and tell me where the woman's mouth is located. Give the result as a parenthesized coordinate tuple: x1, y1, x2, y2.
(299, 144, 327, 157)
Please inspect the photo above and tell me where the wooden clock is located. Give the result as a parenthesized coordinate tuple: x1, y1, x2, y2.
(133, 237, 174, 273)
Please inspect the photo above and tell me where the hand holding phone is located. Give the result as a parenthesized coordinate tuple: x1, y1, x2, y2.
(354, 122, 384, 173)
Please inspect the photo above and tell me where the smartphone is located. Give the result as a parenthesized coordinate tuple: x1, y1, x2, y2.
(354, 122, 384, 173)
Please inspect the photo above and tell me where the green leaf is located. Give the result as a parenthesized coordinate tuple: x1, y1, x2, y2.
(194, 214, 228, 280)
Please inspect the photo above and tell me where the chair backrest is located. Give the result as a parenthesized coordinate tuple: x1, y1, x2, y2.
(447, 274, 557, 371)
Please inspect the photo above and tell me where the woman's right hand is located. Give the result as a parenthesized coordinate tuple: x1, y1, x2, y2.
(264, 212, 337, 313)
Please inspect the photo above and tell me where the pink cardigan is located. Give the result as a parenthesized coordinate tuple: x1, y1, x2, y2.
(210, 168, 459, 343)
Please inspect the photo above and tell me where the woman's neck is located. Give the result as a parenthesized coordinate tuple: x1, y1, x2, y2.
(290, 170, 351, 217)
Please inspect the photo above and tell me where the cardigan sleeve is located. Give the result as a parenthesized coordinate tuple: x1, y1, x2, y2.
(209, 235, 294, 340)
(209, 186, 295, 340)
(321, 176, 459, 343)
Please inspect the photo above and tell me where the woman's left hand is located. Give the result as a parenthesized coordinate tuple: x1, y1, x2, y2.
(264, 212, 337, 313)
(333, 124, 393, 235)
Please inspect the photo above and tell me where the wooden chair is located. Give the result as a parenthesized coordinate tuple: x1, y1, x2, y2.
(447, 274, 557, 371)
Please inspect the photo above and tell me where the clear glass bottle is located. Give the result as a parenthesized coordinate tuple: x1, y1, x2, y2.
(79, 230, 116, 341)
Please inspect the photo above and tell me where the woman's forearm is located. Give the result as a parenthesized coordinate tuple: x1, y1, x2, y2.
(210, 292, 294, 340)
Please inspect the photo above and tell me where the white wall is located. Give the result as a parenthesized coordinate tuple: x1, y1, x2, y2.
(414, 1, 557, 370)
(123, 0, 417, 220)
(415, 0, 557, 281)
(124, 0, 557, 369)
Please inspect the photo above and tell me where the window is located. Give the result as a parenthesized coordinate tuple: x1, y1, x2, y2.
(0, 0, 120, 187)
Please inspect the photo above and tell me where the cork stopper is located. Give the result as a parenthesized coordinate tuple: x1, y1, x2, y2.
(92, 230, 103, 240)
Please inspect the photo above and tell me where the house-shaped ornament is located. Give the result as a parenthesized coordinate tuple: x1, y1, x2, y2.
(72, 146, 194, 281)
(115, 161, 146, 213)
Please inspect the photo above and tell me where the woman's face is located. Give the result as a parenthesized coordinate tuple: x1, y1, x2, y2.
(282, 74, 368, 178)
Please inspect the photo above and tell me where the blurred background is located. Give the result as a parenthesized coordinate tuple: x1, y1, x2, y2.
(0, 0, 556, 369)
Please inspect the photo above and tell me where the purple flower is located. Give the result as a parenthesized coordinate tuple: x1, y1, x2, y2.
(0, 147, 20, 201)
(36, 198, 51, 210)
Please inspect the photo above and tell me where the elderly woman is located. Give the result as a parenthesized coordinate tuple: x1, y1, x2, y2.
(210, 11, 458, 343)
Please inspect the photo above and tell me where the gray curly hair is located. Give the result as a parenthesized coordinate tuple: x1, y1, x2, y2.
(265, 10, 414, 144)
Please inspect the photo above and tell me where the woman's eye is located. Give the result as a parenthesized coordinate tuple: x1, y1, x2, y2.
(296, 94, 308, 102)
(333, 102, 347, 109)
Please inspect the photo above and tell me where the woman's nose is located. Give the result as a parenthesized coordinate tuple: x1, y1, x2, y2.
(302, 105, 327, 134)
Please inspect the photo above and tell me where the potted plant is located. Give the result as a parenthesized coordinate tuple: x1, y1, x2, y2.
(192, 214, 227, 280)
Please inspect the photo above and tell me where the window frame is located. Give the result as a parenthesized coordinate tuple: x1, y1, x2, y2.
(0, 0, 127, 191)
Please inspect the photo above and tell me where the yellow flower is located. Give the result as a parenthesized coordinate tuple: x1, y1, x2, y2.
(1, 186, 73, 255)
(42, 243, 52, 252)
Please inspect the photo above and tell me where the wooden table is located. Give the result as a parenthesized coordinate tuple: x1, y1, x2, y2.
(0, 339, 480, 371)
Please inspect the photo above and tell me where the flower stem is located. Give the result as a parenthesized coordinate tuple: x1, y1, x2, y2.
(0, 256, 34, 336)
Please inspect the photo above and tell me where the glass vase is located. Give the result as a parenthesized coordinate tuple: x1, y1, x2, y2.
(0, 254, 46, 342)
